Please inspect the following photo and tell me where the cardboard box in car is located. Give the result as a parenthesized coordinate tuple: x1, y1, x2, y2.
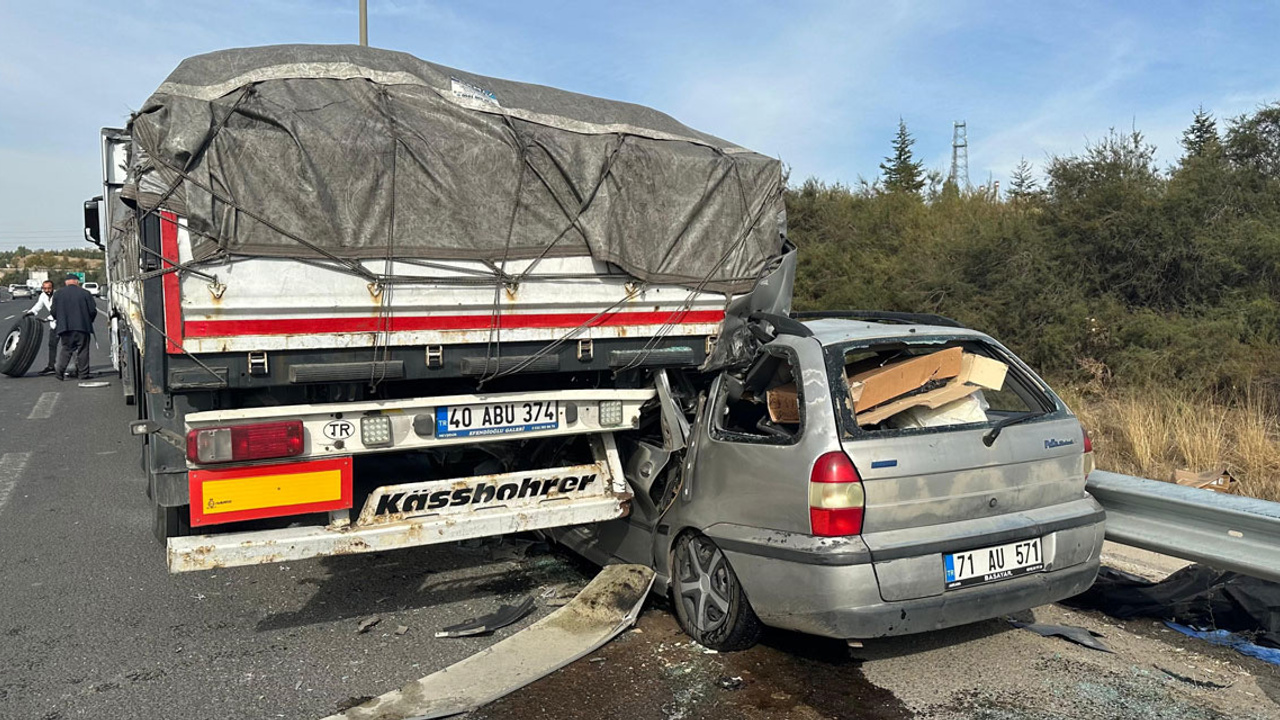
(856, 353, 1008, 427)
(847, 347, 964, 413)
(887, 391, 989, 429)
(766, 383, 800, 424)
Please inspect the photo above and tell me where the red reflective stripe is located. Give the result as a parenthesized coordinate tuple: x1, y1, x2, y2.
(183, 310, 726, 338)
(160, 212, 183, 354)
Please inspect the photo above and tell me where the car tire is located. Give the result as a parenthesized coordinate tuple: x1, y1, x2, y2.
(0, 316, 43, 378)
(671, 532, 764, 651)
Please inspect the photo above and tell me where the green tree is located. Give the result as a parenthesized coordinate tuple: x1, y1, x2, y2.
(879, 119, 926, 195)
(1225, 103, 1280, 186)
(1180, 106, 1222, 162)
(1007, 158, 1040, 201)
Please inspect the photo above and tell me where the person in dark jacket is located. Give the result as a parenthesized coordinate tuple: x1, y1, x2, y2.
(50, 274, 98, 381)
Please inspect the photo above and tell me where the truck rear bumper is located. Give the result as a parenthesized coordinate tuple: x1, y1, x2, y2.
(168, 492, 630, 572)
(170, 432, 632, 572)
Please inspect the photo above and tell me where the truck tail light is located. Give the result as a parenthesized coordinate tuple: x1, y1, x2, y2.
(187, 420, 305, 464)
(809, 451, 864, 537)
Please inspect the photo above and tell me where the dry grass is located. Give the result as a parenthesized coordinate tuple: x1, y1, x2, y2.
(1060, 385, 1280, 502)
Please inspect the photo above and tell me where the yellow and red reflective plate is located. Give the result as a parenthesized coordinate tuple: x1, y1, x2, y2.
(188, 457, 352, 527)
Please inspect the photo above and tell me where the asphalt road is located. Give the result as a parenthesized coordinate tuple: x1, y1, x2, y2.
(0, 301, 590, 720)
(2, 298, 1279, 720)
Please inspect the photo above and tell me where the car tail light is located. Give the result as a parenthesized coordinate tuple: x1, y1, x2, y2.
(1081, 424, 1095, 475)
(187, 420, 305, 464)
(809, 451, 864, 537)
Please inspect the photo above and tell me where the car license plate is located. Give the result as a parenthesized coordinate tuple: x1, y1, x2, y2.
(435, 401, 559, 439)
(944, 537, 1044, 589)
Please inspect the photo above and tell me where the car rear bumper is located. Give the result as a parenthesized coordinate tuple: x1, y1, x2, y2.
(762, 556, 1100, 639)
(706, 498, 1105, 639)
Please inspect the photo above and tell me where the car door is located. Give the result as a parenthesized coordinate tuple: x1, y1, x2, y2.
(673, 337, 839, 535)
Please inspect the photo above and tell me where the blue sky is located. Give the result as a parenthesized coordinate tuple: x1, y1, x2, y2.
(1, 0, 1278, 251)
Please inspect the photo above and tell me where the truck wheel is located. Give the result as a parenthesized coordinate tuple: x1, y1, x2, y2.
(0, 316, 43, 377)
(153, 503, 191, 544)
(671, 532, 764, 651)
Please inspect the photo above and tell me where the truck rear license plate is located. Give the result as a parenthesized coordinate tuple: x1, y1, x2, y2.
(944, 537, 1044, 589)
(436, 401, 559, 439)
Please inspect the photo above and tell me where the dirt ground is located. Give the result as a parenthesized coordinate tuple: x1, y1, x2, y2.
(310, 540, 1280, 720)
(468, 546, 1280, 720)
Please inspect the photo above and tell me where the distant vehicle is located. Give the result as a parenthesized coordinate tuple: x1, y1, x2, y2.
(11, 286, 32, 300)
(555, 315, 1103, 650)
(83, 282, 101, 297)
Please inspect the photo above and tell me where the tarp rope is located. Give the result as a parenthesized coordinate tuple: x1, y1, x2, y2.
(125, 83, 781, 390)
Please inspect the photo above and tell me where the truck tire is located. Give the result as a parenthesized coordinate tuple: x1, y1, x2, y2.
(0, 316, 43, 377)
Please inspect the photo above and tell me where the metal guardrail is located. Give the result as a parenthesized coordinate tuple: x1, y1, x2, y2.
(1087, 470, 1280, 584)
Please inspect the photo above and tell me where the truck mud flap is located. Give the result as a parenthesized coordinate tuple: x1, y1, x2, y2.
(167, 435, 630, 572)
(324, 564, 655, 720)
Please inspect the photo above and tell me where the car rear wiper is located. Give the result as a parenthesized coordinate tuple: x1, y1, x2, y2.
(982, 411, 1048, 447)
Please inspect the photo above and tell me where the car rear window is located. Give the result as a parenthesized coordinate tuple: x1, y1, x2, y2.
(825, 336, 1059, 437)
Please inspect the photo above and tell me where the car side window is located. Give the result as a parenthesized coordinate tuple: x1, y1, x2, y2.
(710, 348, 804, 445)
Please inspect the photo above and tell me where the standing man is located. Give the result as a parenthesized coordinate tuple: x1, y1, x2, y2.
(23, 280, 58, 375)
(50, 273, 97, 381)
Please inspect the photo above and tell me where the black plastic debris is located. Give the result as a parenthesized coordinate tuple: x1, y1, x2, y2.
(436, 596, 535, 638)
(1010, 621, 1113, 652)
(1157, 666, 1232, 690)
(717, 676, 744, 690)
(1064, 564, 1280, 647)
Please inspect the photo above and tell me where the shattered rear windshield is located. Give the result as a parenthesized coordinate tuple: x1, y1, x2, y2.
(824, 336, 1058, 437)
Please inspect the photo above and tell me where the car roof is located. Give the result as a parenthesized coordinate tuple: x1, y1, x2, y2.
(801, 318, 991, 347)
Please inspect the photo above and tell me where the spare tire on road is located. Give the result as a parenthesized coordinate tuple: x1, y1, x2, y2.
(1, 316, 43, 377)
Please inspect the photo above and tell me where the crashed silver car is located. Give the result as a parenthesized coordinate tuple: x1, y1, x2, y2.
(556, 313, 1104, 650)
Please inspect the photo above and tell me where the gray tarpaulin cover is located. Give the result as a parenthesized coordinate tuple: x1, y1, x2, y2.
(126, 44, 785, 293)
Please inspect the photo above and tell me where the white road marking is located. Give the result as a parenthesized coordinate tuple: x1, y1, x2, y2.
(3, 315, 13, 320)
(0, 452, 32, 515)
(27, 391, 60, 419)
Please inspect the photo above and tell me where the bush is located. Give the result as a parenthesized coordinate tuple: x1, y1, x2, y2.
(789, 108, 1280, 398)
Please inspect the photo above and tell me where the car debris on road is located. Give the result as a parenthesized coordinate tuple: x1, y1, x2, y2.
(1010, 620, 1113, 653)
(435, 595, 535, 638)
(328, 564, 654, 720)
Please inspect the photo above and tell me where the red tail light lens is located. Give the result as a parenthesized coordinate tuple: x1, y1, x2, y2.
(187, 420, 305, 464)
(1081, 424, 1095, 476)
(809, 451, 865, 537)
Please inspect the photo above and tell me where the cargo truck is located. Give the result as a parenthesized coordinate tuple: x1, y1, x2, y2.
(82, 45, 794, 572)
